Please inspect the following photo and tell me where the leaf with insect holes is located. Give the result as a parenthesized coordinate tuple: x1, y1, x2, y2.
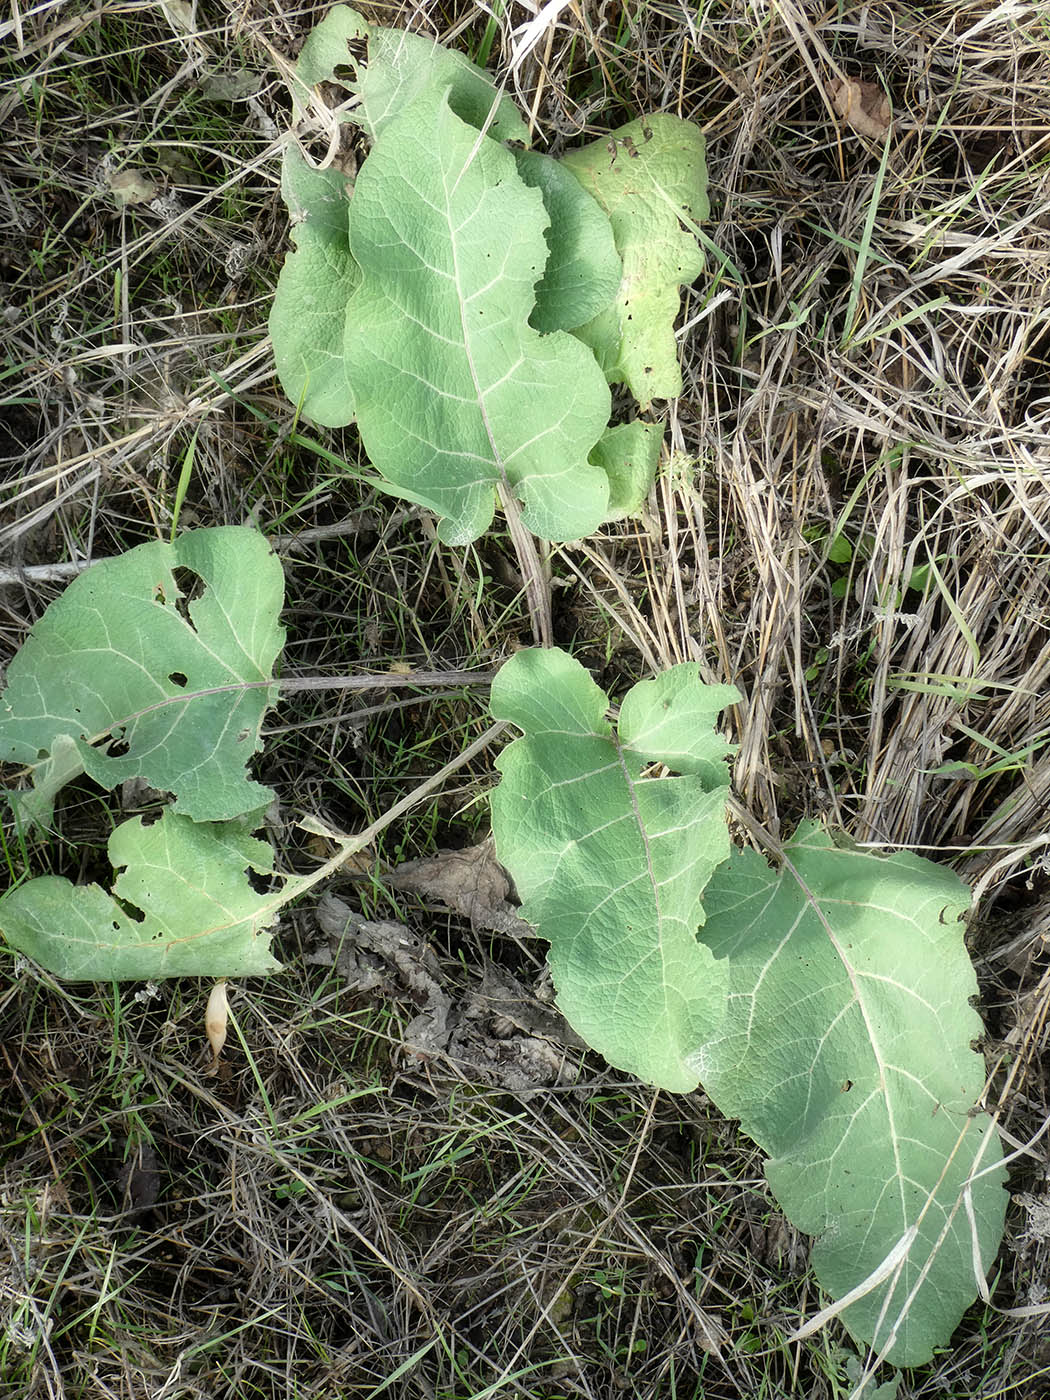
(269, 146, 359, 427)
(0, 811, 282, 980)
(0, 528, 284, 829)
(490, 647, 740, 1091)
(290, 4, 526, 144)
(291, 2, 368, 104)
(561, 114, 708, 405)
(342, 86, 612, 545)
(696, 825, 1007, 1366)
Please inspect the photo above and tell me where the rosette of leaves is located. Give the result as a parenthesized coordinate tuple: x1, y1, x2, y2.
(490, 648, 1007, 1367)
(270, 5, 708, 542)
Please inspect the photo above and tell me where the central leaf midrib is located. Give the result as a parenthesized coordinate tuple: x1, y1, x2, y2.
(443, 134, 517, 499)
(780, 857, 915, 1248)
(610, 733, 683, 1034)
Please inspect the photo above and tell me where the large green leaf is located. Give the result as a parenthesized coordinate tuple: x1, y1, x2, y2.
(343, 89, 613, 545)
(514, 149, 622, 334)
(291, 4, 526, 144)
(350, 11, 526, 143)
(269, 146, 358, 427)
(561, 114, 707, 404)
(275, 4, 525, 427)
(697, 825, 1007, 1366)
(0, 528, 284, 828)
(0, 811, 282, 980)
(490, 648, 740, 1090)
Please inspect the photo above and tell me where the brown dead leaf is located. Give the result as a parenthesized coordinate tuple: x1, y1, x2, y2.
(1015, 1192, 1050, 1250)
(160, 0, 196, 34)
(199, 68, 258, 103)
(302, 830, 374, 874)
(472, 961, 587, 1051)
(312, 896, 452, 1054)
(33, 1178, 70, 1220)
(386, 842, 530, 936)
(829, 77, 891, 141)
(106, 168, 157, 207)
(309, 895, 577, 1087)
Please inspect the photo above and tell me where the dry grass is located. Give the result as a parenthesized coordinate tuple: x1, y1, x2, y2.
(2, 1, 1049, 1397)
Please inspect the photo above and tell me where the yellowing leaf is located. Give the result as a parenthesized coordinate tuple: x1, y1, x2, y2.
(561, 115, 707, 405)
(106, 169, 157, 207)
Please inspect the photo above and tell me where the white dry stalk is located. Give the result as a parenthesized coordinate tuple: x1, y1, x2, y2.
(507, 0, 575, 73)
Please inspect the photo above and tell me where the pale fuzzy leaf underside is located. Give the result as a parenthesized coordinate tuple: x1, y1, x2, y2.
(269, 147, 358, 427)
(697, 826, 1007, 1366)
(0, 528, 284, 828)
(343, 89, 613, 545)
(561, 114, 708, 404)
(491, 648, 739, 1092)
(0, 811, 282, 980)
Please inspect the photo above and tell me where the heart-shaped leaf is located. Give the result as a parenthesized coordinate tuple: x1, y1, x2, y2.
(697, 825, 1007, 1365)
